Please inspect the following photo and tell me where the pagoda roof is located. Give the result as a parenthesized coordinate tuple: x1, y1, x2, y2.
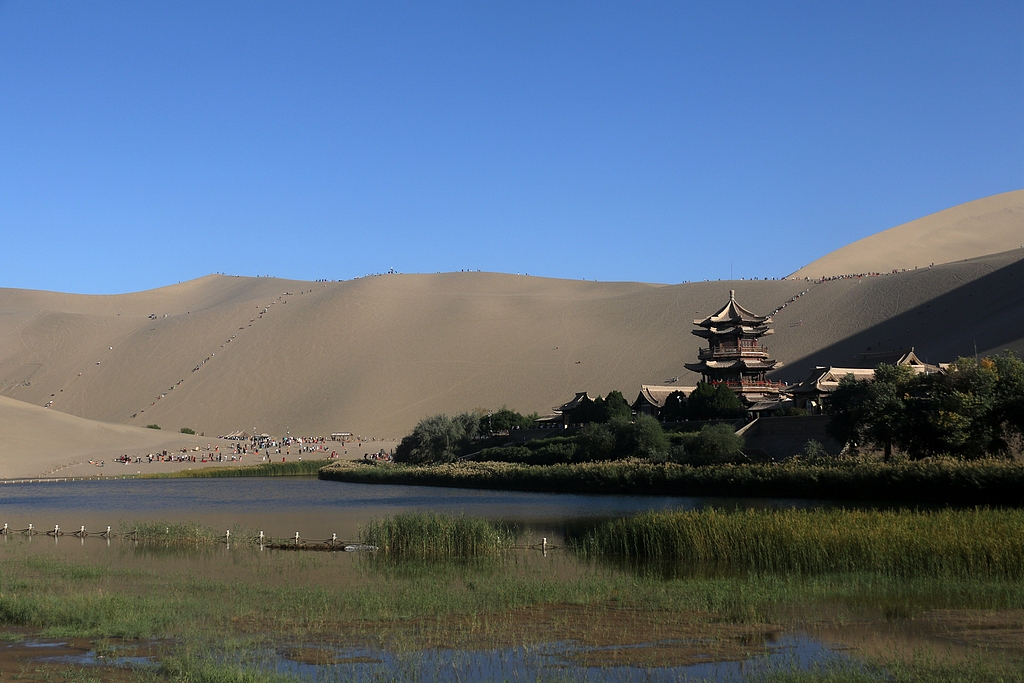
(686, 358, 779, 372)
(692, 326, 775, 338)
(693, 290, 772, 328)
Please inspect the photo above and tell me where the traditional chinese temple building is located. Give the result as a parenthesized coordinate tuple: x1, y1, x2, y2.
(684, 290, 783, 404)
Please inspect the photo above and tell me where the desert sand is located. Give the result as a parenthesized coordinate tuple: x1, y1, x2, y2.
(2, 191, 1023, 477)
(791, 189, 1024, 279)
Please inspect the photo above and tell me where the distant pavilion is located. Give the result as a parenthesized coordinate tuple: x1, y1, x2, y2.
(684, 290, 783, 405)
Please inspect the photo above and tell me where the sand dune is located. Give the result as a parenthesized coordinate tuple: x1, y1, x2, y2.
(0, 395, 238, 478)
(3, 194, 1024, 476)
(790, 190, 1024, 279)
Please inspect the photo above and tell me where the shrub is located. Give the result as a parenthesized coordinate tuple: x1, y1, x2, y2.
(615, 414, 669, 459)
(671, 423, 745, 465)
(145, 424, 161, 430)
(687, 382, 746, 420)
(179, 427, 196, 435)
(577, 422, 617, 460)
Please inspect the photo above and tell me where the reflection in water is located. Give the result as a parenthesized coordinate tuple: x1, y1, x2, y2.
(0, 476, 840, 542)
(259, 634, 851, 683)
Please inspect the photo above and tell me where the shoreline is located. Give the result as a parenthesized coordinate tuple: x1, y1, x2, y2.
(319, 458, 1024, 506)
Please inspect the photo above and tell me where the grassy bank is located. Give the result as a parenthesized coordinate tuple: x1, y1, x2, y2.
(144, 459, 328, 478)
(1, 551, 1022, 641)
(319, 457, 1024, 504)
(2, 510, 1024, 681)
(570, 507, 1024, 578)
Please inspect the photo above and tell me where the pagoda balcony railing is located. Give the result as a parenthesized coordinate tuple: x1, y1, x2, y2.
(711, 379, 785, 389)
(698, 344, 770, 358)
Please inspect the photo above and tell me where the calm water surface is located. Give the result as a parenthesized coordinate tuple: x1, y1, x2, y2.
(0, 476, 835, 539)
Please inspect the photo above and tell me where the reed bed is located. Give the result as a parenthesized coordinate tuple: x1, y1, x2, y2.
(358, 512, 515, 560)
(129, 521, 224, 548)
(319, 458, 1024, 505)
(148, 459, 328, 478)
(571, 507, 1024, 578)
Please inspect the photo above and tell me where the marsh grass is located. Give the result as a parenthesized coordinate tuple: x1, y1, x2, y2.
(740, 653, 1024, 683)
(319, 457, 1024, 505)
(358, 513, 515, 560)
(571, 508, 1024, 578)
(128, 522, 220, 548)
(146, 460, 327, 479)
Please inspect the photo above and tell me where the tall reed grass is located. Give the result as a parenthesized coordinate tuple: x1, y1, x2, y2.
(319, 458, 1024, 505)
(571, 508, 1024, 578)
(129, 521, 221, 548)
(358, 512, 515, 560)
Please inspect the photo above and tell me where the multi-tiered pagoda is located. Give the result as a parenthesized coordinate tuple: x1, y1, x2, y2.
(685, 290, 782, 404)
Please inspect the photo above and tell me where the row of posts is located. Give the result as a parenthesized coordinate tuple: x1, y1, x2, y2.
(2, 524, 550, 555)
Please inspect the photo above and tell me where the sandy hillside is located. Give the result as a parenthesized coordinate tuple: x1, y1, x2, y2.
(2, 254, 1023, 447)
(2, 193, 1024, 473)
(0, 395, 241, 478)
(790, 190, 1024, 279)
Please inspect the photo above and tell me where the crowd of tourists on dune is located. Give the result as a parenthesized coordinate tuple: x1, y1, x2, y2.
(77, 433, 393, 471)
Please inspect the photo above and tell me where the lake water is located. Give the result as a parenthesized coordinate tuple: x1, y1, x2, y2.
(0, 476, 835, 540)
(0, 477, 994, 681)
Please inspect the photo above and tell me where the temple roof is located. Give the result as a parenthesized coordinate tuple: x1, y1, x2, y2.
(693, 290, 772, 328)
(554, 391, 595, 413)
(686, 358, 778, 373)
(632, 384, 697, 409)
(693, 326, 775, 339)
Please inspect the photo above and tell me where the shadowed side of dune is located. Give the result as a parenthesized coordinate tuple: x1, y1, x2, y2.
(774, 251, 1024, 382)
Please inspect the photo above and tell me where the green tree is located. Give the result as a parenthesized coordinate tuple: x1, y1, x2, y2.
(488, 407, 536, 432)
(863, 363, 914, 460)
(577, 422, 617, 460)
(687, 382, 745, 420)
(659, 391, 688, 422)
(394, 412, 481, 464)
(603, 391, 632, 423)
(566, 391, 631, 424)
(993, 352, 1024, 442)
(824, 374, 872, 448)
(615, 414, 669, 459)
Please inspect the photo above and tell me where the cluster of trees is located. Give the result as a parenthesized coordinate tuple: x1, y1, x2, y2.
(486, 407, 539, 432)
(394, 412, 482, 464)
(394, 403, 746, 466)
(394, 407, 537, 464)
(564, 391, 632, 424)
(658, 382, 746, 421)
(825, 353, 1024, 459)
(565, 383, 745, 425)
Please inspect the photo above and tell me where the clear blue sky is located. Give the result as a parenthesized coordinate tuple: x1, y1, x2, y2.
(1, 2, 1021, 294)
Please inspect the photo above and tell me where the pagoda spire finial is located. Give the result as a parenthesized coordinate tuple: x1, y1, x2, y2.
(729, 289, 735, 301)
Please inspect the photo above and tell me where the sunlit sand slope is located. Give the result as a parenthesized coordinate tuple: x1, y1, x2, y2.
(3, 248, 1024, 445)
(0, 395, 229, 478)
(791, 190, 1024, 279)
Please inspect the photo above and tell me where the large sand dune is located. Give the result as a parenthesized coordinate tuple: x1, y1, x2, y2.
(790, 190, 1024, 279)
(3, 194, 1024, 477)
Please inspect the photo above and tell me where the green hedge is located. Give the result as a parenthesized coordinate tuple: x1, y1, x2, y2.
(320, 458, 1024, 505)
